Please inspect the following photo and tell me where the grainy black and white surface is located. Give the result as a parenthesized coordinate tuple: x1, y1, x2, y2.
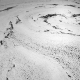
(0, 0, 80, 80)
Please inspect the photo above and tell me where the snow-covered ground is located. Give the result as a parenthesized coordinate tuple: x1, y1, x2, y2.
(0, 0, 80, 80)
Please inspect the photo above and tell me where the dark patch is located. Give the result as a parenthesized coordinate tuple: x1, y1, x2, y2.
(65, 5, 76, 7)
(44, 29, 49, 32)
(15, 16, 22, 24)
